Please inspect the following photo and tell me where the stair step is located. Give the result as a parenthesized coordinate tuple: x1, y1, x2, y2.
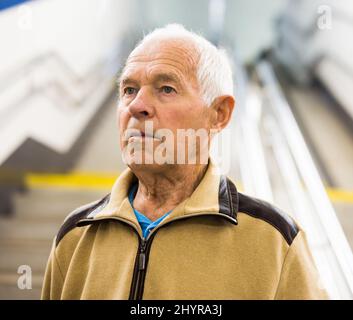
(0, 272, 43, 300)
(13, 188, 107, 220)
(0, 242, 51, 274)
(0, 217, 62, 242)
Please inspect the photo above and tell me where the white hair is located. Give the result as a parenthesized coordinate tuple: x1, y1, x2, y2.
(129, 24, 234, 106)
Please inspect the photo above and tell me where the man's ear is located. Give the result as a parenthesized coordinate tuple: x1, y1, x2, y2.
(210, 95, 235, 132)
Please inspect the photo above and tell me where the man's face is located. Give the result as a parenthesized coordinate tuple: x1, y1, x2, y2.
(117, 38, 213, 168)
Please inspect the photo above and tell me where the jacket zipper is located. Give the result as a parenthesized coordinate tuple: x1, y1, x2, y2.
(128, 212, 236, 300)
(129, 236, 153, 300)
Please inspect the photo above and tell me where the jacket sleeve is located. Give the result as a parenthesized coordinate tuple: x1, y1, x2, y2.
(274, 230, 329, 300)
(41, 237, 64, 300)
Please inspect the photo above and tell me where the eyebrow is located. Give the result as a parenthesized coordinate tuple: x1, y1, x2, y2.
(152, 73, 182, 85)
(119, 77, 138, 88)
(119, 72, 183, 88)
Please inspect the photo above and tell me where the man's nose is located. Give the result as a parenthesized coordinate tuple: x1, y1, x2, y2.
(128, 89, 155, 119)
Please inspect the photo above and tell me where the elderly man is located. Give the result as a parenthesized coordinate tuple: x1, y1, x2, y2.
(42, 24, 327, 300)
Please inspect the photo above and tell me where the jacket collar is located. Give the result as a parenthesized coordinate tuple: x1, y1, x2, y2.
(83, 158, 238, 229)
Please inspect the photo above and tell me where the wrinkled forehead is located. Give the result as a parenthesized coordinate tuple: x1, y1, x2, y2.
(122, 38, 199, 80)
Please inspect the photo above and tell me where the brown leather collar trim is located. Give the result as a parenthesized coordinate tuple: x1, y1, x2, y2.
(55, 194, 110, 247)
(218, 175, 239, 223)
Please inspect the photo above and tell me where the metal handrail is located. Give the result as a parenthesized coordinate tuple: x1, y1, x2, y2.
(0, 50, 120, 128)
(229, 47, 274, 201)
(256, 60, 353, 299)
(0, 51, 101, 92)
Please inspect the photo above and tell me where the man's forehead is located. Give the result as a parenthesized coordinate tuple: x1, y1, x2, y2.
(121, 39, 198, 79)
(121, 57, 184, 81)
(130, 37, 198, 64)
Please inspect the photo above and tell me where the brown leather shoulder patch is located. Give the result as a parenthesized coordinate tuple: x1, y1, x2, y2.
(238, 192, 299, 245)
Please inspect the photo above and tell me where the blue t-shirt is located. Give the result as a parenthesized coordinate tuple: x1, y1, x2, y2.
(128, 183, 171, 239)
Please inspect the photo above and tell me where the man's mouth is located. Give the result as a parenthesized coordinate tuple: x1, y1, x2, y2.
(126, 130, 160, 140)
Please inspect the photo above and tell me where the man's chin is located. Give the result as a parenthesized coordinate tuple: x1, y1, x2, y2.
(123, 152, 174, 168)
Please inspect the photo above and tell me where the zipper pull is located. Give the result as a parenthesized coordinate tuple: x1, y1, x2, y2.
(138, 239, 146, 271)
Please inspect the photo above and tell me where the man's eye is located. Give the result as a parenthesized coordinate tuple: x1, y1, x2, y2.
(161, 86, 176, 94)
(124, 87, 137, 95)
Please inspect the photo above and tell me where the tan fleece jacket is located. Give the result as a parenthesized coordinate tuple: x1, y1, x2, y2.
(41, 161, 328, 300)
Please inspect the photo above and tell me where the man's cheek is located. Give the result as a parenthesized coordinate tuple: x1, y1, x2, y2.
(118, 115, 128, 134)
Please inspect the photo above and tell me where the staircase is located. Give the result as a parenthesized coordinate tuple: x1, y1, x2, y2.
(0, 188, 108, 299)
(0, 100, 123, 299)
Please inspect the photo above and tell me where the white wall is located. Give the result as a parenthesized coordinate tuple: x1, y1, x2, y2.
(0, 0, 134, 75)
(0, 0, 136, 164)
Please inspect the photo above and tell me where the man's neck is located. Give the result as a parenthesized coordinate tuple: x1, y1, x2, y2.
(131, 163, 208, 221)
